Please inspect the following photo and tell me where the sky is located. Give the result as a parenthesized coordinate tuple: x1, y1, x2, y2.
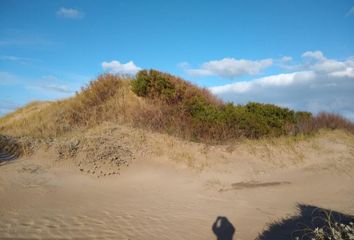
(1, 0, 354, 119)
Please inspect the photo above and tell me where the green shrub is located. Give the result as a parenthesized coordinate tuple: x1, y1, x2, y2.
(132, 69, 221, 106)
(131, 70, 177, 104)
(131, 70, 150, 97)
(130, 70, 318, 141)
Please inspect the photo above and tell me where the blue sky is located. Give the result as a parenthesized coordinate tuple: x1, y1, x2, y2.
(1, 0, 354, 119)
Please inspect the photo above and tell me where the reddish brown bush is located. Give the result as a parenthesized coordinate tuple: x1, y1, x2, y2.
(312, 112, 354, 133)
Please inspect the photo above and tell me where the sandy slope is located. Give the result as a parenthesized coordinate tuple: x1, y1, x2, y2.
(0, 129, 354, 240)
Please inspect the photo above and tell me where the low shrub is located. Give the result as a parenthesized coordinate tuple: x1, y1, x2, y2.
(312, 112, 354, 133)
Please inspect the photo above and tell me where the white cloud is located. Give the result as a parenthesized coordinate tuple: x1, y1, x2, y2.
(276, 56, 301, 71)
(209, 52, 354, 120)
(102, 60, 141, 75)
(300, 51, 354, 77)
(0, 55, 22, 61)
(0, 99, 21, 116)
(302, 50, 326, 61)
(38, 83, 72, 93)
(0, 71, 21, 85)
(310, 59, 346, 73)
(184, 58, 273, 78)
(28, 75, 73, 94)
(56, 7, 84, 19)
(346, 7, 354, 16)
(177, 61, 190, 69)
(0, 72, 89, 116)
(211, 71, 315, 94)
(0, 55, 40, 64)
(330, 67, 354, 78)
(0, 37, 53, 47)
(281, 56, 293, 63)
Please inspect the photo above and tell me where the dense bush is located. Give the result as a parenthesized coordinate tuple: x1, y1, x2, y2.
(132, 69, 220, 105)
(131, 69, 315, 141)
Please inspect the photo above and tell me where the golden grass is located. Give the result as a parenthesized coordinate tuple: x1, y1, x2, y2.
(0, 74, 143, 139)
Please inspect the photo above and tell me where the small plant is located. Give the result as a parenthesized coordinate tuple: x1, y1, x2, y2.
(308, 222, 354, 240)
(296, 221, 354, 240)
(295, 209, 354, 240)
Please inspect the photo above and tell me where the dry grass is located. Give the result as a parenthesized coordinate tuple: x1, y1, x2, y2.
(0, 74, 143, 139)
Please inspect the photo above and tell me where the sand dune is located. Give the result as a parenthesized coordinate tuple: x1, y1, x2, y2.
(0, 129, 354, 239)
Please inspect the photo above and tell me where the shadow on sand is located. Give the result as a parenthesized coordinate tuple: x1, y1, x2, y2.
(257, 204, 354, 240)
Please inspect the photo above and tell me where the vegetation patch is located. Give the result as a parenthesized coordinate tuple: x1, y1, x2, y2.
(131, 70, 347, 141)
(0, 69, 353, 144)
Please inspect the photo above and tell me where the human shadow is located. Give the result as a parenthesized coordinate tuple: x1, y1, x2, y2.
(257, 204, 354, 240)
(212, 216, 235, 240)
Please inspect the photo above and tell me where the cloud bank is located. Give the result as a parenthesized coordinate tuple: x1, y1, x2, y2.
(102, 60, 141, 75)
(209, 51, 354, 120)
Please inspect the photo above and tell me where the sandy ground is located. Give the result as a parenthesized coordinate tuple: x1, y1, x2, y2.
(0, 130, 354, 240)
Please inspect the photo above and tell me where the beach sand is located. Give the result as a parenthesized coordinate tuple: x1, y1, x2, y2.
(0, 130, 354, 239)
